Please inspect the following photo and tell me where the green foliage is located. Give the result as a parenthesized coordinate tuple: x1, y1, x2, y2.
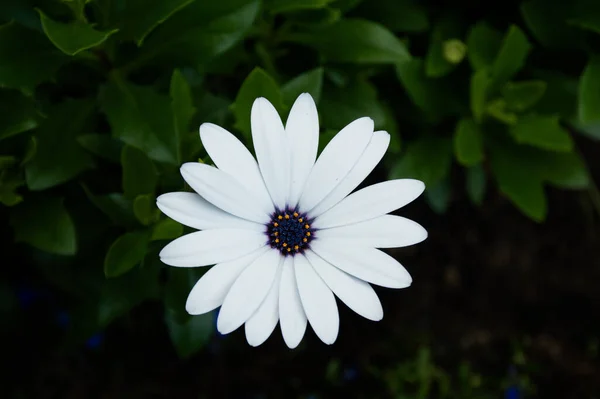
(579, 57, 600, 124)
(10, 197, 77, 255)
(25, 100, 95, 190)
(295, 18, 411, 64)
(38, 9, 118, 55)
(1, 0, 598, 362)
(233, 67, 284, 137)
(0, 22, 68, 90)
(0, 89, 39, 140)
(121, 146, 158, 199)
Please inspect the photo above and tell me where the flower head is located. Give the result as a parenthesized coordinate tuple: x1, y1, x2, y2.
(157, 93, 427, 348)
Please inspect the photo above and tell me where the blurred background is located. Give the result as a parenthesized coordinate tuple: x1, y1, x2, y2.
(1, 0, 600, 397)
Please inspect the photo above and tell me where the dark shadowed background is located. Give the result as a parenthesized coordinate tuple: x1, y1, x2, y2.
(1, 0, 600, 398)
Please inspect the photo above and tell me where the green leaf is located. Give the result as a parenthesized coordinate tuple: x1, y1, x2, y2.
(77, 134, 123, 163)
(10, 197, 77, 255)
(99, 76, 179, 165)
(541, 152, 589, 189)
(133, 194, 159, 226)
(567, 1, 600, 34)
(353, 0, 429, 33)
(491, 25, 531, 87)
(488, 139, 577, 220)
(104, 230, 151, 278)
(502, 80, 547, 112)
(391, 136, 453, 187)
(454, 118, 483, 166)
(521, 0, 584, 49)
(83, 189, 138, 227)
(297, 18, 411, 64)
(0, 0, 40, 30)
(485, 99, 518, 125)
(166, 310, 213, 358)
(532, 71, 577, 118)
(98, 260, 160, 326)
(164, 267, 204, 319)
(38, 9, 118, 56)
(466, 21, 503, 71)
(0, 156, 17, 168)
(285, 7, 341, 28)
(265, 0, 333, 13)
(425, 39, 463, 78)
(509, 114, 573, 152)
(578, 57, 600, 124)
(397, 58, 463, 123)
(320, 78, 386, 130)
(25, 99, 94, 190)
(114, 0, 194, 45)
(0, 22, 68, 90)
(130, 0, 260, 70)
(425, 178, 451, 214)
(0, 89, 39, 140)
(466, 164, 486, 205)
(121, 145, 158, 198)
(424, 16, 464, 78)
(232, 67, 284, 137)
(151, 218, 183, 241)
(170, 69, 195, 140)
(282, 68, 324, 106)
(490, 142, 547, 222)
(470, 68, 489, 122)
(0, 170, 24, 206)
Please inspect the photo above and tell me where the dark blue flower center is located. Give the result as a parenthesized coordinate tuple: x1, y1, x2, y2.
(267, 209, 314, 256)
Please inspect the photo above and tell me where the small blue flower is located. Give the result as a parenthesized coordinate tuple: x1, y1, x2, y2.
(16, 286, 42, 308)
(343, 367, 358, 381)
(85, 333, 104, 349)
(505, 385, 521, 399)
(56, 311, 70, 328)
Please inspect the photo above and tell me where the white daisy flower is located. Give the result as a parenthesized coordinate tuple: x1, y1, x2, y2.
(157, 93, 427, 348)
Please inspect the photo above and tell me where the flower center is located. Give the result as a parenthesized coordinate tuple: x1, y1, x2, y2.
(267, 209, 314, 256)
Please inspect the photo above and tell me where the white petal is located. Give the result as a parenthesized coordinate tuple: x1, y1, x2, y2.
(316, 215, 428, 248)
(217, 249, 282, 334)
(299, 117, 374, 212)
(309, 241, 412, 288)
(244, 265, 282, 347)
(156, 192, 264, 232)
(185, 248, 268, 315)
(181, 162, 271, 224)
(286, 93, 319, 208)
(304, 250, 383, 321)
(310, 131, 390, 217)
(295, 254, 339, 345)
(279, 256, 307, 349)
(159, 229, 267, 267)
(313, 179, 425, 229)
(199, 123, 273, 211)
(251, 97, 289, 210)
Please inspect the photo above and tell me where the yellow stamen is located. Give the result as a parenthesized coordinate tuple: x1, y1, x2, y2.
(298, 218, 303, 223)
(293, 212, 299, 217)
(282, 242, 287, 247)
(285, 214, 290, 219)
(304, 224, 310, 229)
(303, 238, 308, 243)
(275, 238, 279, 243)
(287, 247, 292, 252)
(273, 232, 278, 236)
(278, 215, 283, 220)
(294, 245, 299, 250)
(273, 222, 278, 227)
(306, 232, 311, 237)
